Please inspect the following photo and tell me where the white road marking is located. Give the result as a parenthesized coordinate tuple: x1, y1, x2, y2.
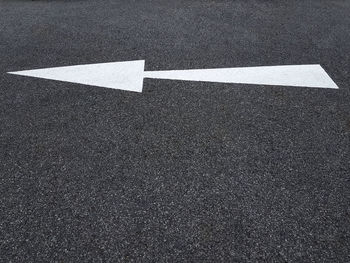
(144, 64, 338, 89)
(8, 60, 145, 92)
(8, 61, 339, 92)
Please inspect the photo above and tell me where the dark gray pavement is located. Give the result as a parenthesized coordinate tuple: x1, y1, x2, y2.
(0, 0, 349, 262)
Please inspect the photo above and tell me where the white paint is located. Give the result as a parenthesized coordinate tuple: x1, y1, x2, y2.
(8, 61, 339, 92)
(8, 60, 145, 92)
(144, 64, 338, 89)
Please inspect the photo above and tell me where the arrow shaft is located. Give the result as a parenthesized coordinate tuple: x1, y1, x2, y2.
(144, 65, 338, 89)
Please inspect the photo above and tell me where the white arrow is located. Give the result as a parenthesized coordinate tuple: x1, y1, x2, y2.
(8, 60, 339, 92)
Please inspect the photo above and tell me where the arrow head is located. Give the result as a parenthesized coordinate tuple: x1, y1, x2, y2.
(8, 60, 145, 92)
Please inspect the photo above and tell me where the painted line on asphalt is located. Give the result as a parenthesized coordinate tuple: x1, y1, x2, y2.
(8, 60, 339, 92)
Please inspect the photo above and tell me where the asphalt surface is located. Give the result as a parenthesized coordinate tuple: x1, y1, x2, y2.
(0, 0, 349, 262)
